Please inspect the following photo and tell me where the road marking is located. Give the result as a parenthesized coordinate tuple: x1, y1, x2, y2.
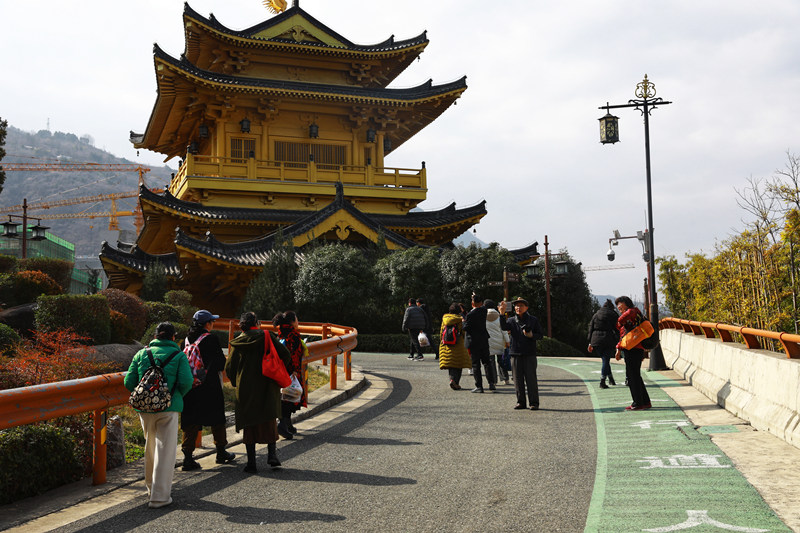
(637, 454, 731, 469)
(630, 419, 690, 429)
(643, 510, 770, 532)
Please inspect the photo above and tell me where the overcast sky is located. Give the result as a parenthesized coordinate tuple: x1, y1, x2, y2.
(3, 0, 800, 302)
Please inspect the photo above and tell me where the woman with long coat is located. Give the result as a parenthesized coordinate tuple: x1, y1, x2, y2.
(180, 309, 235, 470)
(224, 312, 292, 473)
(587, 299, 620, 389)
(438, 303, 471, 390)
(273, 310, 308, 440)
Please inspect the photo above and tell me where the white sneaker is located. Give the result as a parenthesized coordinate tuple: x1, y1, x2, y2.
(148, 497, 173, 509)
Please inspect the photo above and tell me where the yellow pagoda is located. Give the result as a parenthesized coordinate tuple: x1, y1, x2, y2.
(101, 1, 490, 314)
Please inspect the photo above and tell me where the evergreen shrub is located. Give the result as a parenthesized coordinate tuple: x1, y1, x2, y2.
(0, 324, 20, 356)
(0, 254, 17, 274)
(143, 302, 182, 328)
(164, 290, 193, 322)
(20, 258, 73, 291)
(0, 424, 83, 504)
(109, 310, 134, 344)
(141, 321, 189, 346)
(100, 288, 147, 338)
(0, 270, 63, 307)
(35, 294, 111, 345)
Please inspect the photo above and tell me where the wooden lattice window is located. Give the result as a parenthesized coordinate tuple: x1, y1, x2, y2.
(231, 137, 256, 163)
(275, 141, 346, 169)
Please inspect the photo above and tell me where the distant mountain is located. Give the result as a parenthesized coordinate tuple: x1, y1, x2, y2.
(0, 125, 176, 259)
(453, 230, 489, 247)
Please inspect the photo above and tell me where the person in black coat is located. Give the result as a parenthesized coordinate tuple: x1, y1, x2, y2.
(587, 299, 620, 389)
(499, 297, 544, 410)
(402, 298, 428, 360)
(463, 293, 493, 393)
(180, 309, 235, 470)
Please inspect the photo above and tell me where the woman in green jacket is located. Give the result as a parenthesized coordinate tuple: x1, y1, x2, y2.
(225, 311, 292, 473)
(124, 322, 193, 509)
(438, 303, 471, 390)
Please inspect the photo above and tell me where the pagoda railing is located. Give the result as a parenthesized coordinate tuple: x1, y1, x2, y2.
(659, 317, 800, 358)
(168, 153, 426, 196)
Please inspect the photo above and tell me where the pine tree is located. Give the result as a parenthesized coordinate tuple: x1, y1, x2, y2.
(241, 233, 297, 318)
(140, 261, 167, 302)
(0, 117, 7, 195)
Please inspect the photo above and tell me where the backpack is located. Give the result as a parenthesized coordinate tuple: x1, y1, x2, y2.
(184, 333, 209, 387)
(441, 324, 459, 345)
(129, 347, 180, 413)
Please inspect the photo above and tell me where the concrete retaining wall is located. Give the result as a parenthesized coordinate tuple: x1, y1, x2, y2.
(660, 328, 800, 449)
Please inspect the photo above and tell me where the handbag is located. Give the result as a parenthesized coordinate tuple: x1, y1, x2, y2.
(261, 330, 292, 388)
(281, 374, 303, 403)
(619, 320, 656, 350)
(418, 331, 430, 347)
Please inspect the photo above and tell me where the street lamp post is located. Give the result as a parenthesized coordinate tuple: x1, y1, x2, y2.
(1, 198, 49, 259)
(599, 75, 670, 371)
(525, 235, 569, 338)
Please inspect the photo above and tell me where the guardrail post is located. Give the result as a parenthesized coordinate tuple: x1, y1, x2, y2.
(321, 324, 330, 366)
(92, 409, 107, 485)
(330, 351, 338, 390)
(345, 349, 352, 381)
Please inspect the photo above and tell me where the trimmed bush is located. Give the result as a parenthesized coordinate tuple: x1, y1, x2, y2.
(109, 310, 135, 344)
(164, 290, 194, 322)
(20, 258, 73, 291)
(0, 323, 20, 356)
(0, 254, 17, 274)
(141, 321, 189, 345)
(35, 294, 111, 345)
(143, 302, 182, 328)
(0, 424, 83, 504)
(100, 288, 147, 339)
(0, 270, 63, 307)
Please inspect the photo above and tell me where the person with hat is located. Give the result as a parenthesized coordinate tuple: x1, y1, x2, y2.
(485, 299, 510, 385)
(180, 309, 236, 471)
(499, 297, 544, 410)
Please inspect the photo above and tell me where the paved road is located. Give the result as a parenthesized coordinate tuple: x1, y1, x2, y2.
(44, 354, 597, 532)
(6, 354, 799, 532)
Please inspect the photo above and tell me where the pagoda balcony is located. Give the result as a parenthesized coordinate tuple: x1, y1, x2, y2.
(167, 154, 427, 205)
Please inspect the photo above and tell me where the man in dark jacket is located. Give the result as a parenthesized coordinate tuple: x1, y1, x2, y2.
(402, 298, 427, 361)
(499, 297, 544, 410)
(587, 299, 620, 389)
(463, 293, 492, 393)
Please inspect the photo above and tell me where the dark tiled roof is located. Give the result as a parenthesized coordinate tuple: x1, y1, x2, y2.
(154, 44, 467, 102)
(373, 201, 487, 228)
(510, 241, 540, 262)
(184, 3, 428, 53)
(99, 241, 182, 277)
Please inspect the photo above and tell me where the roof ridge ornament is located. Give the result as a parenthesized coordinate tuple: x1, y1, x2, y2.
(263, 0, 287, 14)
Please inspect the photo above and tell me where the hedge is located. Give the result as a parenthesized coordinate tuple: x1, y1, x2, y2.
(143, 302, 183, 328)
(35, 294, 111, 345)
(100, 288, 147, 339)
(0, 271, 62, 307)
(19, 258, 73, 291)
(0, 424, 83, 504)
(0, 254, 17, 274)
(0, 324, 20, 356)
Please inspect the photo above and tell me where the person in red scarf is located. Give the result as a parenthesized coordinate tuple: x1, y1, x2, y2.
(614, 296, 652, 411)
(272, 311, 308, 439)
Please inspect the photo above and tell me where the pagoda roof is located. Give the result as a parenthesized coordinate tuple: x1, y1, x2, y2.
(133, 45, 464, 158)
(184, 3, 428, 55)
(99, 241, 182, 280)
(510, 241, 541, 263)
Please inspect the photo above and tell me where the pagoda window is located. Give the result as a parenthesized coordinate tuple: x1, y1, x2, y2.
(231, 137, 256, 163)
(275, 141, 346, 170)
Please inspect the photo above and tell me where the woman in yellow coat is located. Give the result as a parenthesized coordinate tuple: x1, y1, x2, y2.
(438, 303, 471, 390)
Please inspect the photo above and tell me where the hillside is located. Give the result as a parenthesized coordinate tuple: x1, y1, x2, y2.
(0, 125, 176, 259)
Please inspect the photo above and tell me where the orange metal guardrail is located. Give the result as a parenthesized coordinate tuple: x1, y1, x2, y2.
(659, 317, 800, 358)
(0, 322, 357, 486)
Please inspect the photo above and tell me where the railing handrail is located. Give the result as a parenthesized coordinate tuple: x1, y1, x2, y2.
(0, 321, 358, 485)
(659, 317, 800, 358)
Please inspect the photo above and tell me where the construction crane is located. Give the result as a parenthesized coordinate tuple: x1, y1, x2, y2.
(0, 162, 156, 232)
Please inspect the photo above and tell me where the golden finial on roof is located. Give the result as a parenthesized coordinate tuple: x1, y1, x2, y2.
(263, 0, 287, 14)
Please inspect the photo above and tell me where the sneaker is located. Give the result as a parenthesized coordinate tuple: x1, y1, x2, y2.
(600, 382, 609, 389)
(625, 404, 637, 411)
(408, 354, 414, 360)
(514, 404, 526, 410)
(470, 387, 484, 393)
(414, 355, 424, 361)
(243, 463, 257, 474)
(182, 457, 201, 471)
(449, 379, 461, 391)
(633, 403, 652, 410)
(488, 384, 497, 392)
(277, 423, 293, 440)
(148, 497, 173, 509)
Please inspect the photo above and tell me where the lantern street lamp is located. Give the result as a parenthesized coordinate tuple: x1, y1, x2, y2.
(598, 75, 671, 371)
(1, 198, 49, 259)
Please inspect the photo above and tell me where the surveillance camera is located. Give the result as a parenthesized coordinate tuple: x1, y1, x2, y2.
(607, 249, 615, 261)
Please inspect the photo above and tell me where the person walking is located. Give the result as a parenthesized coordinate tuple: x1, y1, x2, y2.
(225, 312, 292, 473)
(273, 310, 308, 440)
(587, 299, 620, 390)
(499, 297, 544, 410)
(180, 309, 235, 471)
(485, 299, 510, 386)
(416, 298, 436, 358)
(438, 303, 471, 390)
(402, 297, 427, 361)
(464, 293, 492, 392)
(124, 322, 193, 508)
(614, 296, 652, 411)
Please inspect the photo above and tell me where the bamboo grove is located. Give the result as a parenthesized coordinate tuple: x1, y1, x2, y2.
(658, 151, 800, 335)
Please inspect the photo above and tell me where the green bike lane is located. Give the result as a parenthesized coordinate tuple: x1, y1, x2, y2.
(543, 358, 791, 533)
